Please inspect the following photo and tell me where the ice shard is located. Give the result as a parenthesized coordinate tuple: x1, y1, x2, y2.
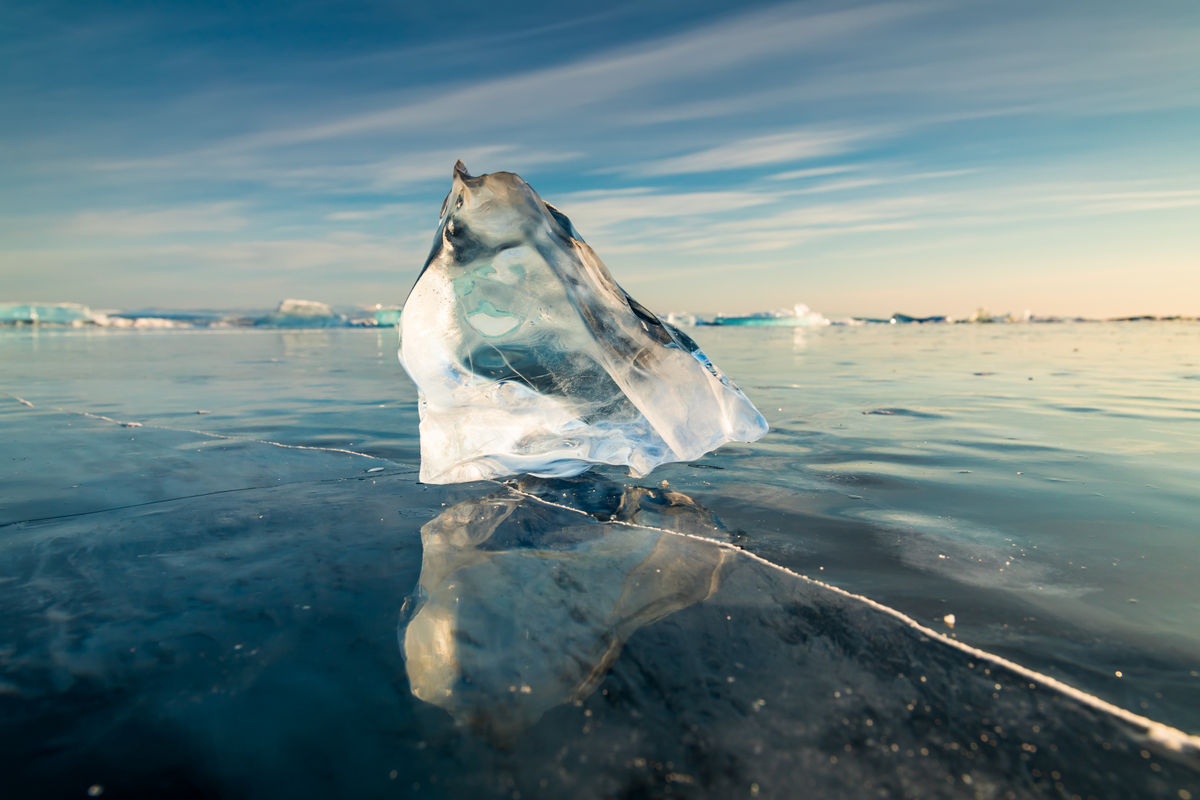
(399, 162, 768, 484)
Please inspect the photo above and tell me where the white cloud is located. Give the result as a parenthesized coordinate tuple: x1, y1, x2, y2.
(148, 235, 427, 272)
(5, 232, 428, 276)
(553, 188, 775, 233)
(1050, 188, 1200, 214)
(600, 4, 1200, 137)
(62, 203, 247, 236)
(324, 203, 424, 222)
(94, 2, 926, 166)
(788, 169, 978, 195)
(93, 144, 578, 195)
(769, 165, 864, 181)
(572, 173, 1200, 265)
(624, 128, 873, 177)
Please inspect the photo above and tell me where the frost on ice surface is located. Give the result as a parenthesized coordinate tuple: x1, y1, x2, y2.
(398, 162, 768, 484)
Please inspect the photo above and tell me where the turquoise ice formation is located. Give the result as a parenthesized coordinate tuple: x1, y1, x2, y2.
(0, 302, 95, 325)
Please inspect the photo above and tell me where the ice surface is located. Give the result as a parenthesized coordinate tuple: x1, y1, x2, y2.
(398, 162, 768, 484)
(5, 351, 1200, 797)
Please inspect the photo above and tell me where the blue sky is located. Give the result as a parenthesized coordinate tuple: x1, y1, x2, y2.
(2, 0, 1198, 316)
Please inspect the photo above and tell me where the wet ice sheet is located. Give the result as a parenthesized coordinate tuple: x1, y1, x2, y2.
(0, 404, 402, 528)
(672, 322, 1200, 732)
(4, 323, 1200, 739)
(0, 402, 1197, 798)
(1, 328, 422, 464)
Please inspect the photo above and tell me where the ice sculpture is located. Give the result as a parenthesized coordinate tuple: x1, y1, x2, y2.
(399, 162, 768, 484)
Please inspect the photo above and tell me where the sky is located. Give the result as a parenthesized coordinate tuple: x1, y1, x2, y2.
(1, 0, 1198, 317)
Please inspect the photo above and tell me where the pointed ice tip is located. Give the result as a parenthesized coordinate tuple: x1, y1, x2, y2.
(453, 159, 471, 180)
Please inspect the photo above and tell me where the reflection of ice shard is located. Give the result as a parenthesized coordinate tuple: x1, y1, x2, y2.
(401, 478, 731, 738)
(398, 162, 768, 484)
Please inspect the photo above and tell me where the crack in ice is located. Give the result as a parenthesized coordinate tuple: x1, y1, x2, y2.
(502, 482, 1200, 755)
(4, 393, 408, 464)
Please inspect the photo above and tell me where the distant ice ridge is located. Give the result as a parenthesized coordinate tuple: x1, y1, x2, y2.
(708, 303, 831, 328)
(664, 311, 698, 327)
(0, 300, 403, 328)
(0, 302, 188, 328)
(259, 298, 345, 328)
(398, 161, 769, 484)
(4, 300, 1185, 331)
(0, 302, 97, 326)
(372, 305, 403, 327)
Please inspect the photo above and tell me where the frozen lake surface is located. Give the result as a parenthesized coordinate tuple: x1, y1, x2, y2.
(2, 323, 1198, 798)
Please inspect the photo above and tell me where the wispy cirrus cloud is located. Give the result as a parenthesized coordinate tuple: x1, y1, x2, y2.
(85, 2, 926, 168)
(621, 128, 875, 177)
(324, 203, 422, 223)
(1049, 188, 1200, 215)
(5, 0, 1199, 314)
(788, 169, 978, 195)
(567, 173, 1200, 265)
(554, 188, 775, 234)
(618, 4, 1200, 129)
(768, 165, 864, 182)
(145, 234, 425, 272)
(62, 202, 248, 236)
(8, 231, 429, 284)
(92, 144, 577, 191)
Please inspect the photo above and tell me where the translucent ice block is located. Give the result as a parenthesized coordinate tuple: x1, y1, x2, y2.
(399, 162, 768, 484)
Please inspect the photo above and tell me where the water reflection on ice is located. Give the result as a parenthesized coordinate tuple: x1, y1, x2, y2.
(402, 478, 730, 738)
